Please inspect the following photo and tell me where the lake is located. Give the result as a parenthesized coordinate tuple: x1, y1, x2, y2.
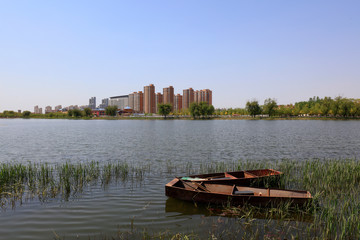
(0, 119, 359, 239)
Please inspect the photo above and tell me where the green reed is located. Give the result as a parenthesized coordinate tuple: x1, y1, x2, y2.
(204, 158, 360, 239)
(2, 158, 360, 239)
(0, 161, 147, 208)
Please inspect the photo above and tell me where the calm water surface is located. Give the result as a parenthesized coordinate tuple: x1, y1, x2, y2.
(0, 119, 360, 239)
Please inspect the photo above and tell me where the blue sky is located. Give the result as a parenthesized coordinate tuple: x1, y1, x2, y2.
(1, 0, 359, 111)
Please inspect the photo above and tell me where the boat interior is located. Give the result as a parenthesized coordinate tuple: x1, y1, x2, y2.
(173, 179, 310, 198)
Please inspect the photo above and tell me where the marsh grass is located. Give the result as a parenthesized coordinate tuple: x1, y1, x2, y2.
(198, 158, 360, 239)
(2, 158, 360, 239)
(0, 161, 149, 208)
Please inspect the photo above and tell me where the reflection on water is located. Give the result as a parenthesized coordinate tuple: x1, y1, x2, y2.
(165, 197, 211, 216)
(0, 119, 359, 239)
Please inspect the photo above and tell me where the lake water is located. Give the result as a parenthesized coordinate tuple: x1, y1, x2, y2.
(0, 119, 360, 239)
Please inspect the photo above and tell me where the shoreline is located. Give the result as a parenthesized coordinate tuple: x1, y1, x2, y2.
(1, 116, 360, 120)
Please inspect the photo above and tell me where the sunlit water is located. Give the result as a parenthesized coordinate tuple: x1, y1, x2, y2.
(0, 119, 360, 239)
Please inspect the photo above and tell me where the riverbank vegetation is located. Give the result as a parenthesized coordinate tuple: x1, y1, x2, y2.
(1, 96, 360, 120)
(2, 158, 360, 239)
(0, 161, 150, 209)
(217, 96, 360, 118)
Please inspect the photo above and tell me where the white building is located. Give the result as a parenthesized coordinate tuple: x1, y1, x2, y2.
(109, 95, 129, 110)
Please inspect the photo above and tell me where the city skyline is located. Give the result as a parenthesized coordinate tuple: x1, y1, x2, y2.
(1, 1, 360, 112)
(28, 84, 212, 114)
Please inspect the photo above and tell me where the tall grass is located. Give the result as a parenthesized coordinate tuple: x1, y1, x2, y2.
(198, 158, 360, 239)
(0, 161, 148, 208)
(2, 158, 360, 239)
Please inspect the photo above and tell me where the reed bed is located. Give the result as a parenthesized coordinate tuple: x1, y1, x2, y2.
(196, 158, 360, 239)
(2, 158, 360, 239)
(0, 161, 150, 208)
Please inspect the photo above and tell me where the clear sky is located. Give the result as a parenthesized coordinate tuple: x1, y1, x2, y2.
(1, 0, 359, 111)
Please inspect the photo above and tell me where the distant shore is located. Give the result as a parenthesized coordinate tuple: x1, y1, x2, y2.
(1, 115, 359, 120)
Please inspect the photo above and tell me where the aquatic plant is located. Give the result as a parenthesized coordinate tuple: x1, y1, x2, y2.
(0, 161, 148, 209)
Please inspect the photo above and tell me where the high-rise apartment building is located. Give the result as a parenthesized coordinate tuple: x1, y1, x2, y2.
(45, 106, 52, 114)
(99, 98, 109, 109)
(89, 97, 96, 109)
(174, 94, 183, 112)
(182, 88, 194, 109)
(194, 90, 201, 103)
(200, 89, 212, 105)
(155, 92, 163, 113)
(34, 105, 39, 114)
(163, 86, 174, 110)
(144, 84, 156, 113)
(134, 91, 144, 113)
(128, 92, 136, 110)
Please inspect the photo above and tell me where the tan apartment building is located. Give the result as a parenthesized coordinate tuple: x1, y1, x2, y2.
(128, 92, 136, 110)
(200, 89, 212, 105)
(174, 94, 183, 112)
(163, 86, 174, 110)
(134, 91, 143, 113)
(45, 106, 52, 114)
(194, 90, 201, 104)
(155, 92, 163, 113)
(182, 88, 194, 109)
(144, 84, 156, 113)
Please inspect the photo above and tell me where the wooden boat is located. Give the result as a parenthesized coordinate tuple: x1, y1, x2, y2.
(165, 178, 312, 208)
(180, 169, 283, 187)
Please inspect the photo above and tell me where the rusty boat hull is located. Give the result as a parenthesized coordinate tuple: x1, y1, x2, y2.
(165, 178, 312, 208)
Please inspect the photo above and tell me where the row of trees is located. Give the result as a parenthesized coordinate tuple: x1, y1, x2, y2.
(216, 96, 360, 118)
(2, 97, 360, 119)
(157, 102, 215, 119)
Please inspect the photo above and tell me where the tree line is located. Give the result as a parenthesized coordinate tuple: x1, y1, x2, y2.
(157, 102, 215, 119)
(216, 96, 360, 118)
(2, 96, 360, 119)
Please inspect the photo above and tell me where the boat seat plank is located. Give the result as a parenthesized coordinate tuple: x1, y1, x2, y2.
(243, 171, 258, 178)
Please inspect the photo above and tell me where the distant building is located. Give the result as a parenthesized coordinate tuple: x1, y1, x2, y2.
(68, 105, 79, 110)
(134, 91, 144, 113)
(183, 88, 194, 109)
(155, 92, 163, 113)
(55, 105, 62, 112)
(98, 98, 109, 109)
(109, 95, 129, 110)
(45, 106, 52, 114)
(34, 105, 39, 114)
(39, 108, 43, 114)
(92, 108, 106, 117)
(144, 84, 156, 113)
(174, 94, 183, 112)
(128, 93, 135, 110)
(163, 86, 174, 111)
(89, 97, 96, 109)
(199, 89, 212, 105)
(194, 90, 201, 103)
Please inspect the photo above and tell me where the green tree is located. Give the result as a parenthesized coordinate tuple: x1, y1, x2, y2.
(105, 106, 118, 116)
(158, 103, 172, 119)
(199, 102, 215, 118)
(84, 108, 93, 117)
(263, 98, 277, 117)
(189, 102, 201, 119)
(331, 96, 342, 116)
(72, 109, 83, 117)
(321, 97, 333, 116)
(67, 109, 83, 118)
(22, 111, 31, 118)
(246, 101, 262, 118)
(338, 98, 353, 117)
